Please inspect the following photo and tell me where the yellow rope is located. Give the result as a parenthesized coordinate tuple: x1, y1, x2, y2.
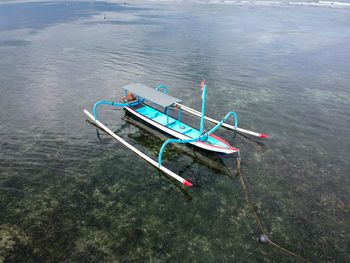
(235, 155, 312, 263)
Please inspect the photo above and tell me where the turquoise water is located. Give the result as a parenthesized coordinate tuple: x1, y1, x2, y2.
(0, 1, 349, 262)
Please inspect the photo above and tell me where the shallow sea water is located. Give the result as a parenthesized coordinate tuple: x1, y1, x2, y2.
(0, 1, 349, 262)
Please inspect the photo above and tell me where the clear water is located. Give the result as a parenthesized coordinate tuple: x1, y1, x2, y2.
(0, 1, 349, 262)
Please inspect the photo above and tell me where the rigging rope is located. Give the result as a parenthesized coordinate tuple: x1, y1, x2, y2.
(234, 153, 312, 263)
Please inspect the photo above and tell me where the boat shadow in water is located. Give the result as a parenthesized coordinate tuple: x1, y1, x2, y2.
(85, 112, 238, 199)
(123, 111, 238, 174)
(122, 114, 241, 199)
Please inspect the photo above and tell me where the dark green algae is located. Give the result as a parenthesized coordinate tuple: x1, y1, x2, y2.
(1, 119, 348, 262)
(1, 1, 350, 262)
(0, 116, 269, 262)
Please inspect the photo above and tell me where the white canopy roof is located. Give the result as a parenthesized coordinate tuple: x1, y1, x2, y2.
(122, 83, 182, 108)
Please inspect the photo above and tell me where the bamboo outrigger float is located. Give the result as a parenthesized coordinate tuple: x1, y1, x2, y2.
(83, 80, 268, 187)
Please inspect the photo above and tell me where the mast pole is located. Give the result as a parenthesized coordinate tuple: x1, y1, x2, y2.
(200, 80, 206, 134)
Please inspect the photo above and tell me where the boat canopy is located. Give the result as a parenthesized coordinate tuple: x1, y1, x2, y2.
(122, 83, 182, 108)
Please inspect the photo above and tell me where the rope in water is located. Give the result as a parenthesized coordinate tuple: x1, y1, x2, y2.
(235, 153, 312, 263)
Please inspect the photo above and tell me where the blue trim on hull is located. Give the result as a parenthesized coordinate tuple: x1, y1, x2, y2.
(135, 105, 229, 149)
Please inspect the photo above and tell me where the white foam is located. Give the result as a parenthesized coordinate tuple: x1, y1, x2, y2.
(203, 0, 350, 8)
(319, 1, 350, 6)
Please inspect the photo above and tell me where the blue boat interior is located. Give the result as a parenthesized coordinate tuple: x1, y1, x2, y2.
(136, 105, 229, 148)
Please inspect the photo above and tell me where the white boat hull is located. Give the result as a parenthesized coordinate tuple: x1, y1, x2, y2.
(124, 106, 238, 155)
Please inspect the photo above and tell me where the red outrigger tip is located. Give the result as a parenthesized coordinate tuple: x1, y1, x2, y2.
(200, 79, 205, 91)
(260, 134, 269, 139)
(183, 180, 193, 187)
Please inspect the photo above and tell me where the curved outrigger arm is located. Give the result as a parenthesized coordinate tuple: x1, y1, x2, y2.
(158, 111, 238, 166)
(207, 111, 238, 135)
(93, 100, 140, 121)
(175, 103, 269, 139)
(158, 134, 208, 166)
(155, 84, 168, 94)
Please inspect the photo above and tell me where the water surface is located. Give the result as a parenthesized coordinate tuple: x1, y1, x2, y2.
(0, 1, 349, 262)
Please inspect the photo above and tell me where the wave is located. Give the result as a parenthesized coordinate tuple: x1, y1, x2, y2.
(288, 1, 350, 6)
(210, 0, 350, 7)
(146, 0, 350, 8)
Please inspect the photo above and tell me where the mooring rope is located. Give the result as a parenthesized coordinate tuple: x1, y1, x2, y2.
(235, 153, 312, 263)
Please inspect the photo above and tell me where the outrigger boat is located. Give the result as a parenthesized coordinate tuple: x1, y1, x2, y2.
(83, 80, 268, 187)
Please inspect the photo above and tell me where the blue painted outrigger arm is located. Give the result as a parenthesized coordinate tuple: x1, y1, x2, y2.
(93, 100, 140, 121)
(158, 135, 208, 166)
(198, 80, 238, 135)
(157, 81, 239, 166)
(207, 111, 238, 135)
(157, 112, 238, 166)
(155, 84, 168, 94)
